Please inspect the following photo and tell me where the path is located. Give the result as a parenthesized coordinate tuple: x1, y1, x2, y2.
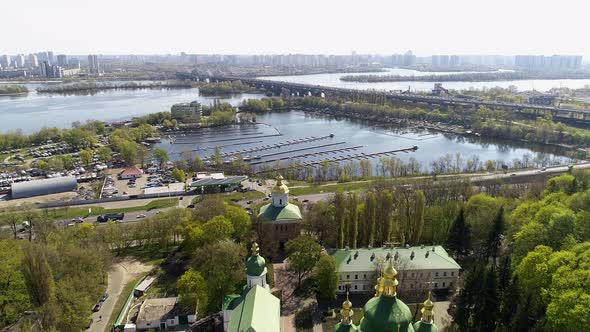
(86, 259, 152, 332)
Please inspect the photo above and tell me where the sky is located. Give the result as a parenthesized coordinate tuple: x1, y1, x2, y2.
(1, 0, 588, 57)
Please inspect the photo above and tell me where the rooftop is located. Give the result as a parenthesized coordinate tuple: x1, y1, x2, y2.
(136, 297, 188, 322)
(120, 166, 143, 177)
(330, 246, 461, 273)
(190, 175, 248, 187)
(257, 203, 302, 222)
(227, 285, 281, 332)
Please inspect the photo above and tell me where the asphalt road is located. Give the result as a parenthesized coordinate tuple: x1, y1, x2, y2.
(87, 264, 126, 332)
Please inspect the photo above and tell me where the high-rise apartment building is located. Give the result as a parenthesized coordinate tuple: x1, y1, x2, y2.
(57, 54, 68, 67)
(28, 54, 38, 67)
(88, 54, 100, 73)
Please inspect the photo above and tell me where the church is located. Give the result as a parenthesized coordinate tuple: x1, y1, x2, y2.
(222, 242, 439, 332)
(334, 260, 439, 332)
(257, 174, 303, 248)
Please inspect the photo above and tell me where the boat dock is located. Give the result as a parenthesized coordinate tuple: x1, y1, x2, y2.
(252, 146, 419, 173)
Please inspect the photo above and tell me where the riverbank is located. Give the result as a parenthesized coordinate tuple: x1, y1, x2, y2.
(340, 71, 590, 83)
(36, 81, 196, 94)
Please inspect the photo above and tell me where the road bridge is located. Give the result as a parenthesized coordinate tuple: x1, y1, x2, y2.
(198, 75, 590, 124)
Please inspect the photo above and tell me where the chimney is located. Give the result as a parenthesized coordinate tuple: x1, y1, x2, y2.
(410, 251, 415, 260)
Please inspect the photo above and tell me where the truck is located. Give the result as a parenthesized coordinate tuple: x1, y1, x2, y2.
(96, 213, 125, 223)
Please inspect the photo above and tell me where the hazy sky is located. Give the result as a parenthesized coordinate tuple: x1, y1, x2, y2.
(1, 0, 588, 57)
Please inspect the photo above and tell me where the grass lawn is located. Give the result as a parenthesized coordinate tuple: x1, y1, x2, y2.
(105, 273, 148, 331)
(39, 198, 178, 221)
(117, 245, 178, 265)
(220, 190, 265, 202)
(290, 181, 374, 196)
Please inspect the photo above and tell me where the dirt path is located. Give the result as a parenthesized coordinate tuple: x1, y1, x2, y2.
(87, 259, 153, 332)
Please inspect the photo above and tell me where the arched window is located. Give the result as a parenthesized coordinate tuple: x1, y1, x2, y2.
(279, 199, 282, 205)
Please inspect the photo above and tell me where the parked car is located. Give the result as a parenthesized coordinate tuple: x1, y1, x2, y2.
(100, 293, 109, 302)
(71, 217, 84, 223)
(136, 214, 146, 219)
(92, 301, 102, 312)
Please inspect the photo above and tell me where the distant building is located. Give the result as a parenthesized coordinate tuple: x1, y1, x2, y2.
(15, 54, 25, 68)
(47, 51, 54, 64)
(403, 51, 416, 66)
(88, 54, 100, 73)
(27, 54, 38, 67)
(170, 101, 201, 123)
(1, 55, 10, 68)
(11, 176, 77, 199)
(57, 54, 68, 67)
(119, 166, 143, 179)
(68, 57, 80, 69)
(515, 54, 582, 71)
(330, 246, 461, 295)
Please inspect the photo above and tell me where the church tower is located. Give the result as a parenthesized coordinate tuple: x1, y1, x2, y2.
(357, 260, 415, 331)
(245, 242, 269, 289)
(271, 174, 289, 207)
(413, 292, 439, 332)
(334, 287, 358, 332)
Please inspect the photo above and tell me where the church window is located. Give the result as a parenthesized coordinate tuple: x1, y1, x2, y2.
(443, 271, 447, 277)
(279, 199, 282, 205)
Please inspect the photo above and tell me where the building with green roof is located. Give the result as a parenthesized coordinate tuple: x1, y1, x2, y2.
(333, 261, 441, 332)
(223, 243, 281, 332)
(330, 246, 460, 295)
(257, 175, 303, 247)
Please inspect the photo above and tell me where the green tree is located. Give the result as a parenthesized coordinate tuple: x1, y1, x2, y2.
(486, 206, 505, 264)
(0, 241, 31, 326)
(153, 148, 169, 168)
(118, 140, 138, 166)
(177, 269, 208, 316)
(285, 235, 322, 286)
(198, 216, 234, 246)
(79, 149, 93, 167)
(224, 205, 251, 243)
(171, 168, 186, 183)
(446, 207, 471, 255)
(364, 192, 377, 247)
(193, 240, 246, 314)
(475, 267, 500, 332)
(96, 146, 112, 162)
(314, 255, 339, 300)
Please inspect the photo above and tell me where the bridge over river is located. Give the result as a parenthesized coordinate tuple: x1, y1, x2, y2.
(199, 75, 590, 125)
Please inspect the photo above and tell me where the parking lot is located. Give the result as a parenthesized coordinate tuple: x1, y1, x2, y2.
(103, 169, 148, 197)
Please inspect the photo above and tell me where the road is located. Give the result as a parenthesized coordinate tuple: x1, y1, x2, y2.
(87, 260, 153, 332)
(87, 264, 125, 332)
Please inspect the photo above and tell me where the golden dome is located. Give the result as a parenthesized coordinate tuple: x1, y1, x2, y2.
(420, 291, 435, 323)
(340, 290, 354, 324)
(376, 260, 399, 297)
(272, 174, 289, 194)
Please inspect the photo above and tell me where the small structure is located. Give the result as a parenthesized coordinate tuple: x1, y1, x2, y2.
(257, 175, 303, 248)
(11, 176, 77, 199)
(189, 174, 247, 193)
(119, 166, 143, 180)
(134, 276, 156, 297)
(135, 297, 196, 331)
(141, 182, 185, 198)
(330, 246, 460, 294)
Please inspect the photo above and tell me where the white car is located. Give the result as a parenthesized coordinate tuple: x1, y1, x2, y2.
(136, 214, 146, 218)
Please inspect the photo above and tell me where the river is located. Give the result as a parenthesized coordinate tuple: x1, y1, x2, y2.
(0, 83, 264, 133)
(0, 80, 576, 172)
(260, 67, 590, 92)
(155, 111, 571, 173)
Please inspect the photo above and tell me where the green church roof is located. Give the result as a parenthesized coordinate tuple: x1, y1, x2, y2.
(258, 203, 302, 222)
(334, 322, 359, 332)
(413, 321, 439, 332)
(246, 255, 266, 277)
(228, 285, 281, 332)
(359, 296, 415, 332)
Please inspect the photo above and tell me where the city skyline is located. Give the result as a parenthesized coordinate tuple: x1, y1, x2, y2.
(1, 0, 589, 57)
